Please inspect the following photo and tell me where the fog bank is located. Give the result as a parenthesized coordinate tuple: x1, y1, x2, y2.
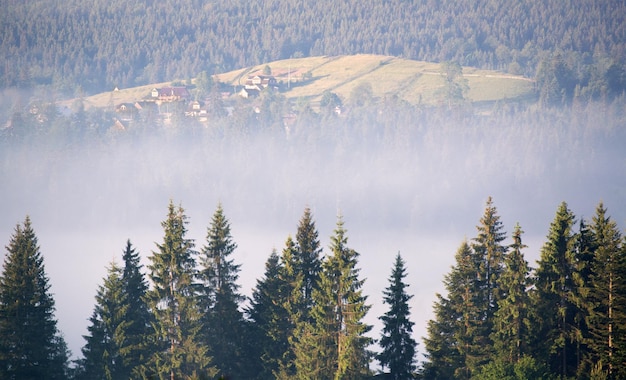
(1, 104, 625, 362)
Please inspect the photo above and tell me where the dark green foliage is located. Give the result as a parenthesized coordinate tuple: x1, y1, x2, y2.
(586, 203, 625, 379)
(377, 253, 417, 379)
(246, 249, 288, 379)
(424, 241, 480, 379)
(425, 199, 513, 379)
(198, 203, 248, 379)
(472, 356, 555, 380)
(119, 240, 152, 376)
(492, 223, 533, 364)
(79, 262, 127, 380)
(472, 197, 508, 339)
(79, 240, 152, 380)
(532, 202, 578, 378)
(292, 216, 372, 379)
(2, 0, 625, 96)
(0, 217, 69, 380)
(145, 201, 215, 380)
(422, 290, 462, 380)
(294, 207, 323, 320)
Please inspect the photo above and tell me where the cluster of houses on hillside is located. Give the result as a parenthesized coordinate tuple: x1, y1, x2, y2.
(113, 74, 280, 128)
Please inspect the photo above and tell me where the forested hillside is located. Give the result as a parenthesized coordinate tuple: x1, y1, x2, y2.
(2, 0, 625, 99)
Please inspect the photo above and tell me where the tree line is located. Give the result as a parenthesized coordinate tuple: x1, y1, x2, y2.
(2, 0, 625, 101)
(0, 204, 417, 379)
(423, 198, 626, 380)
(2, 197, 625, 379)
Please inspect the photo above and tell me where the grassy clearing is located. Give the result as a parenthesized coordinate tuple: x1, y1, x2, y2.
(75, 55, 535, 109)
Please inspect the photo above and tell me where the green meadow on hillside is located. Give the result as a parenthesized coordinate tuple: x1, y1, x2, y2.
(76, 55, 534, 109)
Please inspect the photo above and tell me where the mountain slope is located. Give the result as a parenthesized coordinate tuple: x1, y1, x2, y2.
(2, 0, 623, 96)
(79, 55, 534, 108)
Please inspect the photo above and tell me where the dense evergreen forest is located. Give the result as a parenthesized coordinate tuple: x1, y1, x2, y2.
(2, 0, 625, 99)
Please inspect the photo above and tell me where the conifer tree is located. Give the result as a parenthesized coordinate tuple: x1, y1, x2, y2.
(145, 201, 214, 380)
(119, 240, 152, 376)
(295, 207, 322, 318)
(246, 249, 287, 379)
(422, 293, 461, 380)
(471, 197, 508, 367)
(293, 216, 372, 379)
(472, 197, 507, 319)
(492, 223, 532, 364)
(423, 240, 482, 380)
(247, 239, 307, 379)
(377, 253, 417, 379)
(198, 203, 247, 379)
(80, 262, 127, 380)
(587, 202, 625, 379)
(79, 240, 152, 380)
(572, 218, 596, 377)
(275, 236, 306, 380)
(532, 202, 578, 378)
(0, 217, 69, 380)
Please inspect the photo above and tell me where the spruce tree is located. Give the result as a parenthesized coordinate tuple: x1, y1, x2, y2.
(275, 236, 306, 379)
(295, 207, 322, 318)
(248, 237, 306, 380)
(80, 261, 127, 380)
(145, 201, 214, 380)
(377, 253, 417, 379)
(492, 223, 533, 364)
(587, 202, 625, 379)
(422, 293, 461, 379)
(472, 197, 507, 316)
(423, 240, 481, 380)
(471, 196, 508, 366)
(79, 240, 151, 380)
(293, 216, 372, 379)
(198, 203, 247, 379)
(532, 201, 578, 378)
(246, 249, 287, 379)
(119, 240, 152, 376)
(572, 218, 596, 377)
(0, 216, 69, 380)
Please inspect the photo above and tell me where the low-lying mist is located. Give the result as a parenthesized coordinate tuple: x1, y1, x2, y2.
(1, 101, 625, 362)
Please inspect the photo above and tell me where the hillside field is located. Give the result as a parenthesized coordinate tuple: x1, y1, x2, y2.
(76, 55, 535, 109)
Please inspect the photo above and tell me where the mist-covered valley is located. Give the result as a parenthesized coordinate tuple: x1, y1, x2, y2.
(1, 99, 625, 366)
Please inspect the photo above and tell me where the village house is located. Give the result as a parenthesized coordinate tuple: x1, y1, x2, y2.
(150, 86, 191, 102)
(244, 74, 277, 92)
(115, 103, 139, 121)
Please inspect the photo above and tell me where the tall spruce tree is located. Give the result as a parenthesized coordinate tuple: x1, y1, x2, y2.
(572, 218, 596, 378)
(292, 216, 373, 379)
(198, 203, 248, 379)
(491, 223, 533, 364)
(423, 240, 481, 380)
(119, 240, 152, 376)
(532, 201, 578, 378)
(422, 292, 462, 379)
(246, 239, 307, 380)
(0, 217, 69, 380)
(295, 207, 323, 318)
(377, 253, 417, 379)
(145, 201, 214, 380)
(471, 196, 508, 366)
(79, 240, 151, 380)
(587, 202, 625, 379)
(275, 236, 306, 380)
(80, 261, 127, 380)
(246, 249, 288, 379)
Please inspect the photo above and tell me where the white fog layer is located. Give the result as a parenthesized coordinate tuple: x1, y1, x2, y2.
(1, 104, 625, 360)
